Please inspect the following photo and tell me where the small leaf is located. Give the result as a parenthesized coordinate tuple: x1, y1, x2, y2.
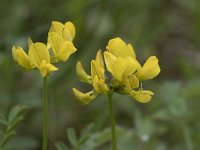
(7, 116, 24, 133)
(8, 105, 26, 124)
(66, 128, 78, 147)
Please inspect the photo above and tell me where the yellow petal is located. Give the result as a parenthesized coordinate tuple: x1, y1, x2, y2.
(127, 44, 136, 58)
(103, 51, 117, 75)
(95, 49, 104, 68)
(49, 21, 64, 36)
(65, 21, 76, 41)
(72, 88, 97, 105)
(39, 60, 58, 77)
(91, 60, 104, 80)
(48, 33, 64, 57)
(109, 57, 139, 82)
(136, 56, 160, 80)
(12, 46, 34, 70)
(48, 33, 76, 62)
(28, 42, 50, 68)
(113, 57, 138, 82)
(106, 37, 136, 58)
(58, 41, 77, 61)
(131, 90, 154, 103)
(93, 75, 109, 94)
(63, 27, 73, 42)
(126, 57, 141, 73)
(76, 61, 91, 83)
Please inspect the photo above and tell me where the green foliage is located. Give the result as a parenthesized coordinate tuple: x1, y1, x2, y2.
(55, 124, 124, 150)
(0, 105, 26, 149)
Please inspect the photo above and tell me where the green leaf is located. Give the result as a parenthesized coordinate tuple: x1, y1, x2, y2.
(8, 105, 26, 124)
(7, 116, 24, 133)
(66, 128, 78, 147)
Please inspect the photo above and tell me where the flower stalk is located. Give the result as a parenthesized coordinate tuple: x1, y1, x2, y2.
(108, 93, 117, 150)
(42, 76, 48, 150)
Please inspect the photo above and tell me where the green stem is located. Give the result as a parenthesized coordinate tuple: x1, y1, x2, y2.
(42, 77, 48, 150)
(108, 94, 117, 150)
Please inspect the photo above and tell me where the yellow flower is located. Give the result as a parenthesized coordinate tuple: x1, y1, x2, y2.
(12, 46, 34, 70)
(48, 32, 77, 62)
(76, 61, 91, 83)
(106, 37, 136, 58)
(130, 90, 154, 103)
(91, 60, 109, 94)
(136, 56, 161, 80)
(74, 37, 160, 104)
(72, 88, 97, 105)
(28, 42, 58, 77)
(49, 21, 75, 42)
(103, 37, 160, 103)
(13, 21, 77, 78)
(73, 50, 109, 104)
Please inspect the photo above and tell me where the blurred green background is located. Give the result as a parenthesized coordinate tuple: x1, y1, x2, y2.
(0, 0, 200, 149)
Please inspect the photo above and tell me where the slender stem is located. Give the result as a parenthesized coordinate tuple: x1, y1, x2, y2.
(108, 93, 117, 150)
(42, 77, 48, 150)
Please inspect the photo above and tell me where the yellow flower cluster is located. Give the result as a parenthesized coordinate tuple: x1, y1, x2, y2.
(12, 21, 77, 77)
(73, 37, 160, 104)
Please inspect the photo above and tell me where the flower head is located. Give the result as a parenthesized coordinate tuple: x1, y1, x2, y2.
(73, 37, 160, 104)
(48, 33, 76, 62)
(12, 20, 77, 78)
(28, 42, 58, 77)
(48, 21, 77, 63)
(12, 41, 58, 77)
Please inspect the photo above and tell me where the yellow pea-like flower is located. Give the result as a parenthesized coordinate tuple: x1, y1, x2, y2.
(91, 60, 105, 80)
(136, 56, 161, 80)
(130, 90, 154, 103)
(49, 21, 75, 42)
(73, 50, 109, 104)
(93, 76, 109, 95)
(28, 42, 58, 77)
(76, 61, 92, 83)
(48, 33, 77, 62)
(72, 88, 97, 105)
(12, 46, 34, 70)
(91, 60, 108, 94)
(106, 37, 136, 58)
(74, 37, 160, 104)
